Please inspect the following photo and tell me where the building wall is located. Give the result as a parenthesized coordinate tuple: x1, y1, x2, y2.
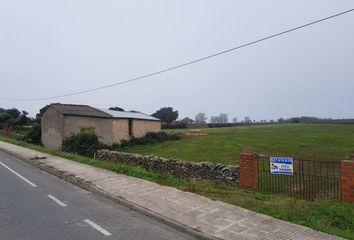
(63, 116, 114, 145)
(132, 120, 161, 138)
(112, 119, 129, 144)
(42, 107, 161, 149)
(41, 107, 64, 150)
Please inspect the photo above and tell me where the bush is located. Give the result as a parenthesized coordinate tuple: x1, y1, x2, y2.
(115, 132, 181, 148)
(62, 132, 107, 157)
(162, 122, 187, 129)
(22, 124, 42, 145)
(207, 123, 239, 128)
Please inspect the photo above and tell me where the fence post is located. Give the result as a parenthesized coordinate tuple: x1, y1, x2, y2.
(341, 153, 354, 203)
(240, 146, 258, 189)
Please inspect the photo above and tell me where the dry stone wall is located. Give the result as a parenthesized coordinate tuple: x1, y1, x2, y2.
(96, 150, 240, 186)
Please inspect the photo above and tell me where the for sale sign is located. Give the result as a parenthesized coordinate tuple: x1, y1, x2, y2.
(270, 157, 293, 175)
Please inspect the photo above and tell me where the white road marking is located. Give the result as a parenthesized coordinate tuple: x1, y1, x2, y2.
(47, 194, 67, 207)
(84, 219, 112, 236)
(0, 162, 37, 187)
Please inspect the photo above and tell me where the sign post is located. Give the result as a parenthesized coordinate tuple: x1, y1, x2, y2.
(270, 157, 293, 175)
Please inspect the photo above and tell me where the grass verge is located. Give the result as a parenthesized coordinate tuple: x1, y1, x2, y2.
(0, 135, 353, 239)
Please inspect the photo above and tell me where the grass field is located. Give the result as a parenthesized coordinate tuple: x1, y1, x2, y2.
(120, 124, 354, 165)
(1, 134, 354, 239)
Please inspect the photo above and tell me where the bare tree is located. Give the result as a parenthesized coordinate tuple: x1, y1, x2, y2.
(244, 116, 252, 123)
(219, 113, 228, 123)
(210, 113, 228, 123)
(210, 116, 221, 123)
(195, 112, 207, 123)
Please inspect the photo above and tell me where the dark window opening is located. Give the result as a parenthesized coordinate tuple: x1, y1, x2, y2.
(128, 119, 133, 136)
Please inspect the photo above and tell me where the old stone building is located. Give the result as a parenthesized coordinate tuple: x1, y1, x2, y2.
(41, 104, 161, 150)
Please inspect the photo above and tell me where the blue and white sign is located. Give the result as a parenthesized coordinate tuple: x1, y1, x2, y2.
(270, 157, 293, 175)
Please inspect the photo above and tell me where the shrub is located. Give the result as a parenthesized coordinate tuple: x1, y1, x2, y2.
(62, 132, 107, 157)
(115, 132, 181, 148)
(22, 124, 42, 145)
(162, 122, 187, 129)
(207, 123, 239, 128)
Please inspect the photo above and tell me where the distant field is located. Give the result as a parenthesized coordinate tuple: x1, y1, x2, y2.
(120, 124, 354, 165)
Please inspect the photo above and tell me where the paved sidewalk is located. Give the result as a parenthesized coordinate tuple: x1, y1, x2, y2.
(0, 141, 343, 240)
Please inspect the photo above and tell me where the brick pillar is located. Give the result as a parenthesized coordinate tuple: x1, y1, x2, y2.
(240, 146, 258, 189)
(341, 153, 354, 203)
(4, 127, 13, 137)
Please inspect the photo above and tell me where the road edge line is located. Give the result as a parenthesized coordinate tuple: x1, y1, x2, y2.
(0, 143, 221, 240)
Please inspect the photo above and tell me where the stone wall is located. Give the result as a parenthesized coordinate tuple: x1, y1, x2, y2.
(96, 150, 240, 186)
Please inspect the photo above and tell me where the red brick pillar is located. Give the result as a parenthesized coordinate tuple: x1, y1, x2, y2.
(240, 147, 258, 189)
(341, 153, 354, 203)
(4, 127, 13, 137)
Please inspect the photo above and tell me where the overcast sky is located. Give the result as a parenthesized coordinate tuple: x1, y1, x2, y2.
(0, 1, 353, 121)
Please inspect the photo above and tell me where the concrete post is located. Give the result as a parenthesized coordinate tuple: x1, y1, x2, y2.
(240, 146, 258, 189)
(341, 153, 354, 203)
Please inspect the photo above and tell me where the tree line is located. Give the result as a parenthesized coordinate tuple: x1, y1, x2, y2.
(149, 107, 341, 126)
(0, 108, 32, 129)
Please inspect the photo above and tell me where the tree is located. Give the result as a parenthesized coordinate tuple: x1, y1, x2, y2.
(109, 107, 125, 111)
(244, 116, 252, 123)
(0, 112, 13, 129)
(16, 111, 30, 126)
(290, 117, 300, 123)
(195, 112, 207, 124)
(151, 107, 178, 123)
(210, 113, 228, 123)
(0, 109, 31, 129)
(180, 117, 194, 124)
(278, 118, 285, 123)
(232, 117, 238, 123)
(210, 116, 221, 123)
(0, 112, 12, 123)
(219, 113, 228, 123)
(5, 108, 21, 119)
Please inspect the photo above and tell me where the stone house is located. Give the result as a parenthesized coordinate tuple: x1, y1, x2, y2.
(41, 104, 161, 150)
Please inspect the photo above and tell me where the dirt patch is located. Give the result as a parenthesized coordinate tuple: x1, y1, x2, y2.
(183, 129, 208, 136)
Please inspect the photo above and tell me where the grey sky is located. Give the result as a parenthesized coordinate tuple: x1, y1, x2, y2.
(1, 1, 353, 121)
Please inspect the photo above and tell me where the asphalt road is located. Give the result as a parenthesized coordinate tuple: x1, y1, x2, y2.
(0, 151, 197, 240)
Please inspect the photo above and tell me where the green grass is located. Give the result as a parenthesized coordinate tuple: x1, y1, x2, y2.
(120, 124, 354, 165)
(1, 134, 354, 239)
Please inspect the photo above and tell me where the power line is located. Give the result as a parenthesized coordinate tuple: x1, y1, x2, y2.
(2, 8, 354, 101)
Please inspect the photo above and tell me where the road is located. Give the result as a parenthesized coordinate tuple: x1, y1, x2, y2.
(0, 151, 197, 240)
